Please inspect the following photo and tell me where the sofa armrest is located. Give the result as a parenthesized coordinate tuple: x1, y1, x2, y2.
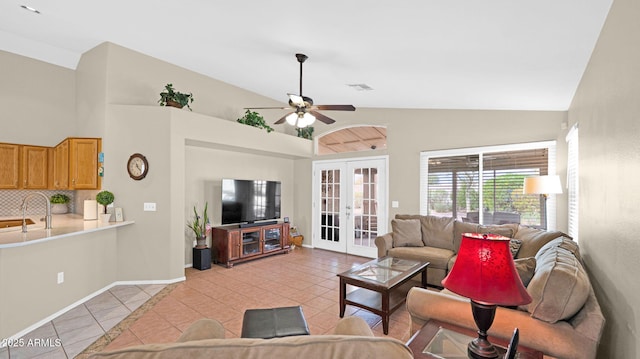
(374, 233, 393, 257)
(176, 318, 226, 342)
(332, 316, 374, 336)
(406, 288, 600, 359)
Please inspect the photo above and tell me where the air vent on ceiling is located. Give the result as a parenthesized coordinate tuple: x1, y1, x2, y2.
(347, 83, 374, 91)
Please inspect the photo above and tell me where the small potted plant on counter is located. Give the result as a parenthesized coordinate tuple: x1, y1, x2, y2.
(96, 190, 115, 222)
(50, 193, 71, 214)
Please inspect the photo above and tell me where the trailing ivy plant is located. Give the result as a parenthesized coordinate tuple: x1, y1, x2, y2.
(158, 83, 194, 111)
(237, 110, 274, 133)
(296, 126, 314, 140)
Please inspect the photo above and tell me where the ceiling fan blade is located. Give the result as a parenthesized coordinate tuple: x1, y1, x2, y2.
(315, 105, 356, 111)
(274, 112, 294, 124)
(310, 111, 336, 124)
(244, 107, 290, 110)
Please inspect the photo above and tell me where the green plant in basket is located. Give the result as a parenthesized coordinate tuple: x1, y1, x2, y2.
(50, 193, 70, 204)
(159, 83, 194, 110)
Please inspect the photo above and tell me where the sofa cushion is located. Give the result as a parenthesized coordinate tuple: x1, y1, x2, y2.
(524, 237, 590, 323)
(391, 219, 424, 247)
(388, 246, 455, 270)
(453, 221, 477, 252)
(513, 226, 564, 258)
(477, 224, 515, 239)
(420, 215, 455, 250)
(513, 257, 536, 287)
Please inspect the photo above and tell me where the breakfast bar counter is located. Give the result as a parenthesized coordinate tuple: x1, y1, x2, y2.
(0, 214, 134, 248)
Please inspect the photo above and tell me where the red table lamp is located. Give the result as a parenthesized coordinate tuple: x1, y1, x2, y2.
(441, 233, 532, 359)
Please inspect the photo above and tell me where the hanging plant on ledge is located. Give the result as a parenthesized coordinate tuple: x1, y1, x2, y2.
(296, 126, 314, 140)
(237, 110, 274, 133)
(158, 83, 194, 111)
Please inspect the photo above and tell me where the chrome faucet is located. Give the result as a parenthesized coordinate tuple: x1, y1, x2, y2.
(21, 192, 52, 233)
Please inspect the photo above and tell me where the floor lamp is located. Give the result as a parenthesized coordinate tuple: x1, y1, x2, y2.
(523, 175, 562, 229)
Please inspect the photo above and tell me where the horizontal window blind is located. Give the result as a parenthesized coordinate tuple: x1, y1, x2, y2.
(566, 124, 579, 241)
(420, 141, 557, 229)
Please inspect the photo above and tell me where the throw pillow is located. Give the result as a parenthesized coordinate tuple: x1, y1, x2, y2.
(509, 239, 523, 258)
(391, 219, 423, 247)
(513, 257, 536, 287)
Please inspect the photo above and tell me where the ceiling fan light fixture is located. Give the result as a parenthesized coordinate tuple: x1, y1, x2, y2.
(298, 113, 316, 128)
(285, 113, 298, 126)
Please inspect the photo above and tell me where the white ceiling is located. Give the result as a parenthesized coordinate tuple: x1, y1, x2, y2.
(0, 0, 612, 111)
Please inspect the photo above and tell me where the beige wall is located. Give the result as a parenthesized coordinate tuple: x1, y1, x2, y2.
(0, 51, 76, 145)
(185, 146, 295, 262)
(0, 230, 118, 338)
(293, 108, 567, 245)
(568, 0, 640, 357)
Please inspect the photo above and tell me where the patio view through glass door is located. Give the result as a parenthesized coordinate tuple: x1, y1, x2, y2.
(313, 158, 387, 258)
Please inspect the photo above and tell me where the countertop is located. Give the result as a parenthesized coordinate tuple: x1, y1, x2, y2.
(0, 214, 134, 248)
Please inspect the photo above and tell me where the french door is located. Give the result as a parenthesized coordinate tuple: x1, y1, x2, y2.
(312, 157, 388, 258)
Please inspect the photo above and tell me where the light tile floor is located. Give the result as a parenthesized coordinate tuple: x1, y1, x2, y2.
(0, 284, 165, 359)
(2, 247, 421, 358)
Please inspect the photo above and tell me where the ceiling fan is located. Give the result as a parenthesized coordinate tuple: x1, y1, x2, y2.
(245, 53, 356, 128)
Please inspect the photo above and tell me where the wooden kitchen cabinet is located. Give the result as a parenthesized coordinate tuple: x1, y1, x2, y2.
(52, 139, 69, 189)
(53, 138, 101, 190)
(21, 145, 49, 189)
(0, 143, 21, 189)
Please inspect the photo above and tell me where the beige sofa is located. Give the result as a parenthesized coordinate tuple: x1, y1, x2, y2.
(375, 214, 605, 359)
(375, 214, 569, 287)
(89, 316, 413, 359)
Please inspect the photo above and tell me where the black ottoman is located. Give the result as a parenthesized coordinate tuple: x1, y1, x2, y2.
(241, 306, 310, 339)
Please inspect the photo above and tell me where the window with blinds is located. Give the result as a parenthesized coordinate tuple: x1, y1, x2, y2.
(566, 125, 579, 241)
(420, 142, 557, 229)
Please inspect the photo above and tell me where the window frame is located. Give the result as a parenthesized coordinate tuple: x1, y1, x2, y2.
(420, 140, 558, 229)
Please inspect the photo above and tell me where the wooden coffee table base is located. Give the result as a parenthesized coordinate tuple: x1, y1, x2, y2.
(339, 264, 427, 335)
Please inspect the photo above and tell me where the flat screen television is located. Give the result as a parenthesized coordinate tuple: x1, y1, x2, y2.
(221, 179, 281, 225)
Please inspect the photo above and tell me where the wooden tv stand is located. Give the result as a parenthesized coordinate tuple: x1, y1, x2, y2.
(212, 222, 290, 268)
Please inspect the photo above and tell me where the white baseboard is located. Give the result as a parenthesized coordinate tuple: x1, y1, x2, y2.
(4, 277, 185, 344)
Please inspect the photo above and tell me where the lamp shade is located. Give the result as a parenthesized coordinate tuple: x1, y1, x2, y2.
(442, 233, 532, 306)
(523, 175, 562, 195)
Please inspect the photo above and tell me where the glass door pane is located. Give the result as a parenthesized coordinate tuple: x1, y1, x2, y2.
(241, 229, 261, 257)
(263, 227, 281, 252)
(321, 169, 341, 244)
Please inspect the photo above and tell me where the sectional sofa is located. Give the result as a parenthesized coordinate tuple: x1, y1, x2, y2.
(89, 317, 413, 359)
(375, 214, 605, 358)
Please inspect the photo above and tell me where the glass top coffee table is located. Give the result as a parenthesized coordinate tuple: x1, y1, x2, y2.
(338, 256, 429, 334)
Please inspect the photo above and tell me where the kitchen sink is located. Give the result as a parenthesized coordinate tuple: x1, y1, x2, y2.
(0, 218, 35, 228)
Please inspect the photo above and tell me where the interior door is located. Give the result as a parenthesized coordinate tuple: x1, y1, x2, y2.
(313, 157, 387, 258)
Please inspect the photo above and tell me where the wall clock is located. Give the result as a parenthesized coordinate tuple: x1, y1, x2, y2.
(127, 153, 149, 180)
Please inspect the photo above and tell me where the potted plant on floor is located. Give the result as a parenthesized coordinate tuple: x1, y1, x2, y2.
(96, 190, 115, 222)
(158, 83, 194, 111)
(187, 202, 211, 249)
(50, 193, 71, 214)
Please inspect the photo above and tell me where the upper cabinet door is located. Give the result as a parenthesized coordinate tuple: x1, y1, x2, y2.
(69, 138, 101, 189)
(53, 139, 69, 189)
(22, 145, 49, 189)
(0, 143, 21, 189)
